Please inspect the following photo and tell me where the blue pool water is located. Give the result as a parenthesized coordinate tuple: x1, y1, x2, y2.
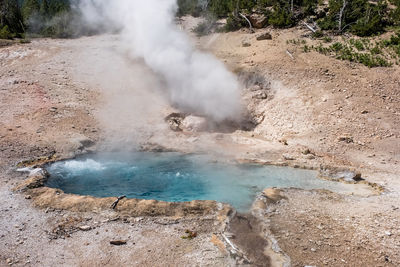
(46, 152, 358, 211)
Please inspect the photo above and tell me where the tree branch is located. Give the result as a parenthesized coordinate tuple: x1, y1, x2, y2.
(303, 22, 317, 33)
(111, 195, 126, 209)
(239, 13, 254, 33)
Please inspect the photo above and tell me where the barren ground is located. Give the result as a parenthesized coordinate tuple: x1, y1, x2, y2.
(0, 19, 399, 266)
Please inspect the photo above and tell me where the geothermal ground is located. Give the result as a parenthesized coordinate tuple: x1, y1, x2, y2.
(1, 18, 400, 266)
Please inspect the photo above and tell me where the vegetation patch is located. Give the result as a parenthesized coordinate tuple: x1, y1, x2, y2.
(291, 32, 400, 67)
(177, 0, 400, 35)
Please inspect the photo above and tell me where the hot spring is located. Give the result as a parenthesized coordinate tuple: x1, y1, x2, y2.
(46, 152, 365, 211)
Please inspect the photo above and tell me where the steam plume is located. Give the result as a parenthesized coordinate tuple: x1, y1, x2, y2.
(79, 0, 240, 122)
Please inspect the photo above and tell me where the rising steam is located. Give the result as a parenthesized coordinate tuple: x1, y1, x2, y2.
(79, 0, 240, 122)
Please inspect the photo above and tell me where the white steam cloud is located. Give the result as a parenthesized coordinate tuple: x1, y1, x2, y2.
(79, 0, 240, 122)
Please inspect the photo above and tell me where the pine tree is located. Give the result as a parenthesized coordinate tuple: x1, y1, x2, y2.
(48, 0, 70, 17)
(40, 0, 50, 18)
(0, 0, 24, 36)
(22, 0, 40, 24)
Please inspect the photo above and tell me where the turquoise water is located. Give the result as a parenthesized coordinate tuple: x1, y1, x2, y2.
(46, 152, 356, 211)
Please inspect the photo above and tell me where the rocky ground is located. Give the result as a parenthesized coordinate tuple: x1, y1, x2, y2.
(0, 18, 399, 266)
(196, 23, 400, 266)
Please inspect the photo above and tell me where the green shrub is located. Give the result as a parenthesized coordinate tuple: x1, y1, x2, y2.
(312, 31, 324, 38)
(308, 38, 395, 67)
(349, 39, 365, 51)
(318, 0, 387, 36)
(323, 36, 333, 43)
(350, 11, 386, 36)
(19, 38, 31, 44)
(225, 14, 244, 31)
(268, 5, 294, 28)
(208, 0, 234, 18)
(330, 42, 343, 52)
(177, 0, 203, 17)
(355, 53, 391, 67)
(370, 45, 382, 55)
(303, 44, 311, 52)
(317, 16, 337, 31)
(193, 20, 215, 36)
(379, 33, 400, 57)
(0, 25, 14, 39)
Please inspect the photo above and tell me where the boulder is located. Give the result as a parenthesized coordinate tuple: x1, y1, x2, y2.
(248, 14, 268, 29)
(181, 115, 208, 132)
(262, 188, 285, 203)
(164, 112, 185, 132)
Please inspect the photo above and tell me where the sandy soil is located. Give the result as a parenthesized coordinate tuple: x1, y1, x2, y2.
(0, 19, 399, 266)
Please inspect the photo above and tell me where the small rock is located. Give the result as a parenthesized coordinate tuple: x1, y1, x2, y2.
(256, 32, 272, 41)
(279, 139, 288, 145)
(79, 225, 92, 231)
(242, 41, 251, 47)
(253, 92, 268, 100)
(306, 154, 315, 160)
(6, 258, 12, 264)
(110, 240, 127, 246)
(311, 248, 316, 252)
(250, 85, 262, 91)
(385, 231, 392, 236)
(25, 195, 31, 199)
(361, 110, 368, 114)
(134, 217, 143, 222)
(338, 136, 353, 143)
(283, 154, 295, 160)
